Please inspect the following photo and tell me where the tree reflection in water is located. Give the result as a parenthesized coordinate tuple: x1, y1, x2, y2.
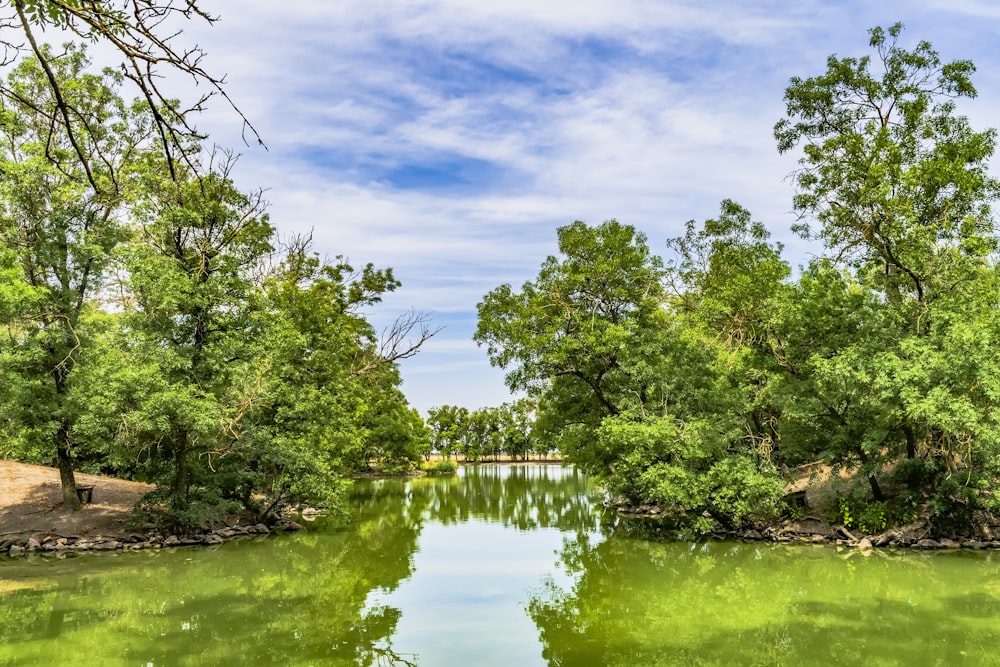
(527, 524, 1000, 667)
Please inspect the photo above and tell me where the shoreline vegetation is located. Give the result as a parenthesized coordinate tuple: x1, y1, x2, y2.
(5, 458, 1000, 559)
(470, 25, 1000, 543)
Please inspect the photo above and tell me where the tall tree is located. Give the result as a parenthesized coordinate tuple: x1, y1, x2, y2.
(774, 23, 1000, 516)
(0, 44, 151, 509)
(476, 219, 784, 529)
(475, 220, 669, 460)
(116, 154, 273, 516)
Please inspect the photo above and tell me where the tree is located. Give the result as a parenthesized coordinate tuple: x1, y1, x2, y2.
(774, 22, 998, 311)
(110, 154, 274, 518)
(1, 1, 261, 189)
(774, 23, 1000, 520)
(0, 43, 151, 509)
(72, 177, 435, 527)
(427, 404, 467, 460)
(476, 219, 784, 529)
(475, 220, 669, 464)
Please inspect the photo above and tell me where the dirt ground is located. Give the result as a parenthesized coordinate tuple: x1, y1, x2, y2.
(0, 460, 152, 542)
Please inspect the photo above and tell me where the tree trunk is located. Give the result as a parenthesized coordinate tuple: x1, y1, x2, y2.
(172, 440, 189, 509)
(867, 474, 884, 502)
(857, 446, 885, 502)
(885, 261, 902, 304)
(904, 423, 917, 459)
(57, 435, 82, 512)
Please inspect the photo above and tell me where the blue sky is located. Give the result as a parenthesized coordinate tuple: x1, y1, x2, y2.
(111, 0, 1000, 413)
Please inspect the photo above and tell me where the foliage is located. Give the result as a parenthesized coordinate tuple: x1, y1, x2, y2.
(472, 24, 1000, 534)
(0, 44, 432, 525)
(0, 43, 152, 508)
(420, 458, 457, 474)
(1, 0, 261, 189)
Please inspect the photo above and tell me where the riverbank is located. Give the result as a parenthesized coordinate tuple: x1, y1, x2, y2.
(6, 457, 998, 558)
(615, 459, 1000, 552)
(0, 460, 302, 557)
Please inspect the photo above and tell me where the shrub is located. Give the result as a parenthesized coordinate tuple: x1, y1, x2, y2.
(420, 458, 457, 475)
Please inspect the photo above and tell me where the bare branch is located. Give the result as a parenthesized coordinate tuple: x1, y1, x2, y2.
(349, 310, 443, 379)
(3, 0, 265, 192)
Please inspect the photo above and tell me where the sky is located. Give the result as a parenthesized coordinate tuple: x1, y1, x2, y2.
(39, 0, 1000, 414)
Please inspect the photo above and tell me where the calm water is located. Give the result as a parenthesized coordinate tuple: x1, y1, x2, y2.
(3, 465, 1000, 666)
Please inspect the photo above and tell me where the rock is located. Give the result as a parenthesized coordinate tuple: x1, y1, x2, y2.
(873, 533, 893, 547)
(811, 534, 827, 544)
(201, 534, 223, 545)
(25, 538, 40, 551)
(217, 528, 237, 538)
(916, 539, 941, 549)
(93, 540, 120, 551)
(254, 523, 270, 534)
(8, 545, 24, 556)
(856, 538, 873, 551)
(164, 535, 180, 546)
(281, 521, 303, 532)
(938, 539, 960, 549)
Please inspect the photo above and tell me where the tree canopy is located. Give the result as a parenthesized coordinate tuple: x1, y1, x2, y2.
(476, 23, 1000, 536)
(0, 41, 433, 527)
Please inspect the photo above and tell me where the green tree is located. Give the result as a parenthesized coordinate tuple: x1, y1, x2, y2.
(111, 156, 274, 519)
(253, 234, 434, 499)
(3, 1, 260, 188)
(427, 404, 468, 460)
(0, 44, 151, 509)
(775, 22, 998, 310)
(774, 23, 1000, 518)
(475, 220, 668, 465)
(476, 219, 784, 529)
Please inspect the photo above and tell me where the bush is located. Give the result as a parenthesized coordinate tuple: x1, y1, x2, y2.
(133, 487, 242, 535)
(420, 458, 457, 475)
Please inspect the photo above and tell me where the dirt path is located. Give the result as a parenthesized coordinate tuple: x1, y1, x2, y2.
(0, 460, 152, 542)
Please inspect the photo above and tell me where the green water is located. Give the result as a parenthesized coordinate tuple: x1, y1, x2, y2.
(2, 466, 1000, 666)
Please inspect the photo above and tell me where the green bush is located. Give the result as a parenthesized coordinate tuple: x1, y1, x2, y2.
(420, 458, 457, 475)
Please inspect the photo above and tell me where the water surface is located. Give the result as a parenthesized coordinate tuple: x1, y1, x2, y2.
(2, 465, 1000, 666)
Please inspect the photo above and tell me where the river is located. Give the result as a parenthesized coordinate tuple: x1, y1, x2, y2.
(2, 465, 1000, 665)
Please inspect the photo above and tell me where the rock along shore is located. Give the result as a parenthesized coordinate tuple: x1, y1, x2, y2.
(0, 519, 305, 559)
(617, 505, 1000, 552)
